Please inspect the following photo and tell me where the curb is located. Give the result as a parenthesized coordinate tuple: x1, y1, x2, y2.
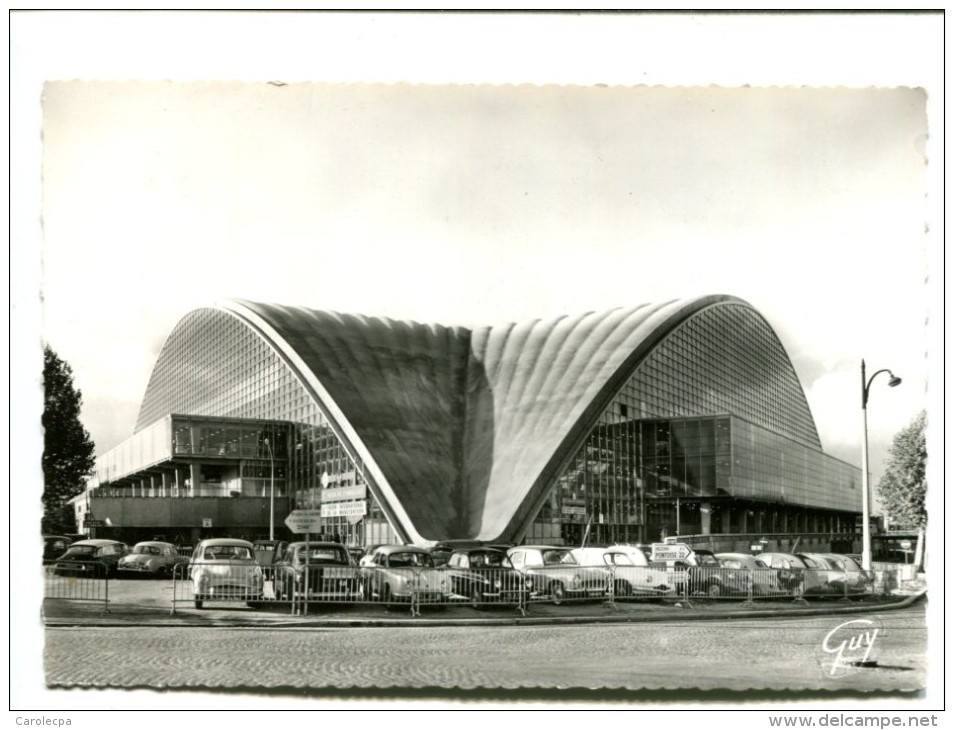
(43, 591, 926, 630)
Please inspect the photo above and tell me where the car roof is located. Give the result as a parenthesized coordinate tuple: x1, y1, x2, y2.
(133, 541, 176, 548)
(716, 552, 757, 559)
(196, 538, 254, 548)
(376, 544, 430, 555)
(508, 545, 566, 551)
(69, 539, 124, 546)
(451, 547, 507, 555)
(287, 541, 346, 549)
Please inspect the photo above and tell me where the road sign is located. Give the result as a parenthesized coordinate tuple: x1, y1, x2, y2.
(651, 542, 693, 562)
(284, 509, 324, 534)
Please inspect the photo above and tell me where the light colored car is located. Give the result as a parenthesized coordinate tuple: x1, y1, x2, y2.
(715, 552, 785, 596)
(596, 546, 675, 597)
(118, 540, 190, 578)
(507, 545, 610, 605)
(190, 538, 264, 609)
(798, 552, 874, 595)
(360, 545, 451, 606)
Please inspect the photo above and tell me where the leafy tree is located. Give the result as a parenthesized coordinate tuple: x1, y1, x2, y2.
(876, 410, 927, 530)
(42, 346, 96, 534)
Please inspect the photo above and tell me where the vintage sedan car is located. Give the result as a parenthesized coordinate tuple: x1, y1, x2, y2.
(189, 538, 264, 609)
(596, 546, 675, 597)
(685, 549, 752, 598)
(506, 545, 609, 605)
(52, 539, 129, 577)
(43, 534, 76, 563)
(272, 541, 360, 603)
(797, 552, 875, 595)
(444, 547, 531, 608)
(753, 552, 820, 595)
(715, 552, 785, 596)
(359, 545, 450, 606)
(118, 540, 190, 578)
(252, 539, 288, 567)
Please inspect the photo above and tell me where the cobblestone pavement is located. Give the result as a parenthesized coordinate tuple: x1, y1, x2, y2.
(44, 605, 926, 695)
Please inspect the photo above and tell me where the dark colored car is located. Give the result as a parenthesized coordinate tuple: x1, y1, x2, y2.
(252, 540, 288, 567)
(686, 549, 752, 598)
(445, 548, 531, 608)
(43, 535, 76, 562)
(272, 541, 360, 602)
(53, 539, 129, 577)
(506, 545, 610, 605)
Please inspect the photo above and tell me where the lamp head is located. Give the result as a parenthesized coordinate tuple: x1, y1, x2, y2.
(888, 374, 902, 387)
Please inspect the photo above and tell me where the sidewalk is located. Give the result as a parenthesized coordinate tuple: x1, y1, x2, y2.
(42, 588, 926, 629)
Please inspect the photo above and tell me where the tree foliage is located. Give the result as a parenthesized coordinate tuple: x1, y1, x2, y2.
(876, 410, 927, 530)
(42, 346, 96, 534)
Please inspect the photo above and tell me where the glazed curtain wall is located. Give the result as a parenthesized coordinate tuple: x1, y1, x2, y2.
(134, 308, 397, 545)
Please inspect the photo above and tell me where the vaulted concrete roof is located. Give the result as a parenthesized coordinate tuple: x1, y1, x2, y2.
(136, 295, 820, 544)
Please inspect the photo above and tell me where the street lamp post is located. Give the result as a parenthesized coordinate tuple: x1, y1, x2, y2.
(860, 359, 902, 571)
(264, 437, 275, 541)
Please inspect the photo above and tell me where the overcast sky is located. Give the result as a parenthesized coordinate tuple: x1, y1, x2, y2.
(12, 10, 944, 716)
(40, 80, 929, 484)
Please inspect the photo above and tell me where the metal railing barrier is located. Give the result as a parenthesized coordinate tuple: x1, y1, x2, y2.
(43, 559, 112, 614)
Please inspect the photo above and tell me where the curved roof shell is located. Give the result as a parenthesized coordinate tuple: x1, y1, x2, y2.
(136, 295, 820, 544)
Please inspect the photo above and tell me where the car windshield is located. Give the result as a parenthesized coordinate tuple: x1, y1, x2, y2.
(387, 552, 434, 568)
(469, 551, 508, 568)
(203, 545, 253, 561)
(295, 547, 348, 564)
(542, 550, 576, 566)
(693, 553, 720, 566)
(132, 545, 162, 556)
(62, 545, 96, 557)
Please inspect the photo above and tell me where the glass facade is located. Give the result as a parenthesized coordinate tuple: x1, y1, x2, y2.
(131, 308, 396, 546)
(525, 302, 858, 545)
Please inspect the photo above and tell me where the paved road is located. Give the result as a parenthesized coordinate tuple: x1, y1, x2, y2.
(44, 604, 926, 695)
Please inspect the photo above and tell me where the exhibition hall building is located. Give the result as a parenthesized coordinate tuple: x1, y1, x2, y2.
(83, 295, 863, 553)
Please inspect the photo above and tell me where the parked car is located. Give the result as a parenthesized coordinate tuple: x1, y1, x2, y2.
(797, 552, 875, 595)
(424, 545, 453, 566)
(118, 540, 191, 578)
(52, 539, 129, 577)
(358, 544, 387, 568)
(43, 534, 77, 562)
(359, 545, 450, 606)
(753, 552, 816, 594)
(189, 538, 264, 609)
(444, 547, 531, 608)
(506, 545, 609, 605)
(597, 545, 675, 597)
(685, 549, 752, 598)
(272, 541, 360, 602)
(252, 539, 288, 567)
(715, 552, 785, 596)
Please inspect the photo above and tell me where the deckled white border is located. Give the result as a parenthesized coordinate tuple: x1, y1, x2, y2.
(10, 10, 944, 718)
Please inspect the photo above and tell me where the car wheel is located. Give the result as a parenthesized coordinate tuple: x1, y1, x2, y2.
(383, 584, 397, 611)
(470, 585, 483, 610)
(614, 580, 632, 598)
(549, 581, 566, 606)
(706, 582, 723, 598)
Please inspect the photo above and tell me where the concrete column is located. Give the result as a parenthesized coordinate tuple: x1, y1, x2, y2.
(161, 471, 170, 497)
(190, 463, 201, 496)
(149, 474, 156, 498)
(700, 501, 711, 535)
(739, 508, 747, 534)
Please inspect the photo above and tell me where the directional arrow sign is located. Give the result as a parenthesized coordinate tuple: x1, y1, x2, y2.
(284, 509, 323, 534)
(651, 542, 693, 562)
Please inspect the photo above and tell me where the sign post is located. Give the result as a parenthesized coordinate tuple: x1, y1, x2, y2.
(284, 509, 323, 535)
(650, 542, 693, 562)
